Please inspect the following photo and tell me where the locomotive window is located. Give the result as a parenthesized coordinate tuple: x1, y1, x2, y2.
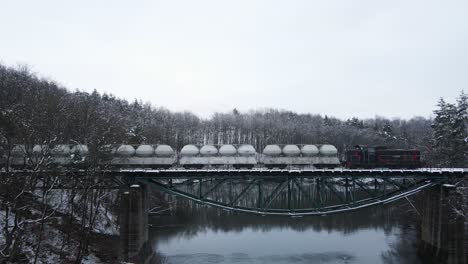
(349, 151, 362, 162)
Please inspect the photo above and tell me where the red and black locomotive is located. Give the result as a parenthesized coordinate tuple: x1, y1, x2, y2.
(344, 145, 421, 169)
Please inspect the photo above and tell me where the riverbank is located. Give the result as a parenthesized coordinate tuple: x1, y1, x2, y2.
(0, 188, 121, 263)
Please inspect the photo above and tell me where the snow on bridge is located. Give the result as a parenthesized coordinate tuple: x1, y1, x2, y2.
(112, 167, 468, 179)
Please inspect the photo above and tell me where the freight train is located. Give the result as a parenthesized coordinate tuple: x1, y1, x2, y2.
(0, 143, 421, 169)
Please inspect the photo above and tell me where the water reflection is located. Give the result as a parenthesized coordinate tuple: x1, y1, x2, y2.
(150, 198, 422, 264)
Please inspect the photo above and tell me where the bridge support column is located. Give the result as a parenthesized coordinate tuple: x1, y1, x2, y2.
(419, 184, 467, 264)
(120, 183, 152, 263)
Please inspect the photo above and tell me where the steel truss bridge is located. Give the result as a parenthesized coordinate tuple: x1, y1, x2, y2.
(117, 168, 466, 216)
(3, 168, 466, 216)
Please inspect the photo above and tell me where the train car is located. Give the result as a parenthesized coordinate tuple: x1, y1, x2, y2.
(260, 144, 340, 168)
(8, 145, 29, 167)
(179, 144, 257, 169)
(109, 144, 176, 168)
(344, 145, 421, 169)
(48, 144, 74, 166)
(1, 144, 88, 168)
(8, 144, 50, 167)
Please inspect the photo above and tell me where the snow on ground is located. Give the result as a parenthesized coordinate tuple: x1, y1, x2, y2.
(0, 210, 15, 246)
(81, 253, 103, 264)
(1, 188, 119, 263)
(0, 216, 105, 263)
(33, 189, 119, 236)
(94, 207, 119, 235)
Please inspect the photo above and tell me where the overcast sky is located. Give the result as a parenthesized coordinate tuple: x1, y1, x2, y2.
(1, 0, 467, 119)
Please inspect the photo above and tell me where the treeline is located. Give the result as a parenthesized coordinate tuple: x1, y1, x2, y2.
(1, 64, 448, 164)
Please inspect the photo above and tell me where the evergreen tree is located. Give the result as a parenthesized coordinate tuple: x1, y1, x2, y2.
(454, 91, 468, 166)
(432, 98, 457, 166)
(432, 92, 468, 167)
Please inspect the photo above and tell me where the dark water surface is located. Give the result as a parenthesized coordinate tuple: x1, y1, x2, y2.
(150, 200, 421, 264)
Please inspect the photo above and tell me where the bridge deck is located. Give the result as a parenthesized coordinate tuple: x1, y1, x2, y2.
(3, 168, 466, 179)
(113, 168, 468, 178)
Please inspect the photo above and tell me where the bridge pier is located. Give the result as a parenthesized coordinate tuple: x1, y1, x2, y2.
(419, 184, 467, 263)
(119, 183, 153, 263)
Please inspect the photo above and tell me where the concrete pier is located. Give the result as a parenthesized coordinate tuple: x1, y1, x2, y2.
(119, 184, 151, 263)
(419, 184, 467, 263)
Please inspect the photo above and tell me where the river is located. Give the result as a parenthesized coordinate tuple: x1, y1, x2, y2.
(149, 199, 422, 264)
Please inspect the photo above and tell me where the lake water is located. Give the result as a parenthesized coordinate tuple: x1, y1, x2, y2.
(150, 200, 422, 264)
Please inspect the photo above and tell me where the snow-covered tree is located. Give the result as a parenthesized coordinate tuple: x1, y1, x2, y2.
(432, 98, 456, 166)
(432, 92, 468, 167)
(454, 91, 468, 166)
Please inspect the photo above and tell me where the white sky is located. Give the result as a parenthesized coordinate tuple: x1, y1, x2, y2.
(1, 0, 467, 119)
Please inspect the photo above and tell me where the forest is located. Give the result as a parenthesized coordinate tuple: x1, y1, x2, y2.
(1, 64, 466, 166)
(0, 64, 467, 263)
